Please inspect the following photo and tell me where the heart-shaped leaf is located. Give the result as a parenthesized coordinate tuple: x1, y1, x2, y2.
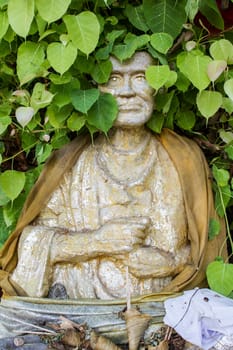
(0, 116, 11, 135)
(0, 10, 8, 39)
(150, 33, 173, 54)
(30, 83, 54, 112)
(177, 51, 211, 91)
(15, 106, 35, 127)
(47, 42, 77, 75)
(207, 60, 227, 82)
(212, 164, 230, 187)
(87, 93, 118, 133)
(224, 79, 233, 101)
(91, 60, 112, 84)
(71, 89, 100, 114)
(8, 0, 34, 38)
(36, 0, 71, 23)
(210, 39, 233, 64)
(146, 65, 170, 91)
(17, 42, 46, 85)
(0, 170, 25, 201)
(64, 12, 100, 56)
(67, 112, 86, 131)
(207, 260, 233, 296)
(196, 90, 222, 120)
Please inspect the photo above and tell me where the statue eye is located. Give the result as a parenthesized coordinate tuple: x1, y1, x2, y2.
(109, 75, 121, 83)
(135, 74, 146, 82)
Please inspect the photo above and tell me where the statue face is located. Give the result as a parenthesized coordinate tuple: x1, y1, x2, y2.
(99, 52, 154, 127)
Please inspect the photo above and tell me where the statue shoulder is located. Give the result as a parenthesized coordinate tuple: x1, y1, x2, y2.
(158, 128, 206, 163)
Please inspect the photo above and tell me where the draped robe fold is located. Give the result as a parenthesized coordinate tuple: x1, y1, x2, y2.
(0, 128, 226, 297)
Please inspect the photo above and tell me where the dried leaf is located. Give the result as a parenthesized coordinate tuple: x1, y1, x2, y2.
(61, 328, 81, 347)
(124, 308, 152, 350)
(59, 316, 84, 331)
(90, 331, 122, 350)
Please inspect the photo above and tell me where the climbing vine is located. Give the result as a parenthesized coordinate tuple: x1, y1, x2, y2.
(0, 0, 233, 296)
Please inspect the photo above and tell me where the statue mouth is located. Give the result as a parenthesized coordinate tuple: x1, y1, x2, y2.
(119, 104, 142, 112)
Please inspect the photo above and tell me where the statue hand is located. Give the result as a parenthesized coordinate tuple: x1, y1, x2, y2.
(124, 247, 177, 278)
(98, 217, 150, 254)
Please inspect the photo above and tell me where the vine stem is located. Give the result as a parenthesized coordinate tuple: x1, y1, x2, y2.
(1, 141, 38, 164)
(217, 183, 233, 257)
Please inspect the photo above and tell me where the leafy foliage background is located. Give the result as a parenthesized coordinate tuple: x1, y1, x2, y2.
(0, 0, 232, 295)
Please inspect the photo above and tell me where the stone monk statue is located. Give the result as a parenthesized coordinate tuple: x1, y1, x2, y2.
(0, 52, 226, 300)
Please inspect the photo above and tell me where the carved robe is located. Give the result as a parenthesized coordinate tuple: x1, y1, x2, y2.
(0, 129, 226, 298)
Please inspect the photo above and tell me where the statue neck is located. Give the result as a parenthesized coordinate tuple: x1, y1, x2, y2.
(108, 126, 151, 153)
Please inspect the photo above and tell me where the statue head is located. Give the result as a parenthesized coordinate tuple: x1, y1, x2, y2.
(99, 51, 154, 128)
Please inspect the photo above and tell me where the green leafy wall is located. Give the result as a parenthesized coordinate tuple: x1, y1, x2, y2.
(0, 0, 232, 295)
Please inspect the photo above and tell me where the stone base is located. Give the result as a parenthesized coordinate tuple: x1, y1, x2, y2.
(0, 295, 232, 349)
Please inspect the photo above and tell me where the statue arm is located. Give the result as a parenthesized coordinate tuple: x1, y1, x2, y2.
(124, 245, 191, 279)
(50, 217, 150, 264)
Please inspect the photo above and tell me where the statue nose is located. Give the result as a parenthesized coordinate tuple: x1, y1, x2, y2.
(118, 77, 135, 97)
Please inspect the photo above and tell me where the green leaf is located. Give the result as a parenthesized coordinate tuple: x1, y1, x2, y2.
(222, 97, 233, 114)
(0, 0, 8, 9)
(146, 65, 170, 91)
(155, 91, 174, 114)
(215, 185, 231, 217)
(0, 116, 11, 135)
(129, 34, 150, 50)
(112, 44, 136, 62)
(51, 79, 80, 108)
(47, 42, 77, 75)
(36, 0, 71, 23)
(0, 104, 11, 117)
(0, 170, 25, 201)
(51, 130, 70, 149)
(175, 72, 190, 92)
(219, 129, 233, 144)
(0, 208, 11, 245)
(125, 4, 148, 32)
(177, 51, 211, 91)
(112, 33, 149, 62)
(143, 0, 187, 38)
(150, 33, 173, 54)
(210, 39, 233, 64)
(17, 41, 46, 85)
(91, 60, 112, 84)
(49, 72, 72, 85)
(224, 79, 233, 101)
(47, 104, 72, 128)
(30, 83, 54, 112)
(71, 89, 100, 114)
(106, 29, 125, 43)
(39, 29, 56, 41)
(212, 164, 230, 187)
(199, 0, 224, 30)
(207, 261, 233, 296)
(147, 111, 164, 134)
(0, 10, 8, 39)
(67, 112, 86, 131)
(8, 0, 34, 38)
(225, 144, 233, 160)
(87, 93, 118, 133)
(208, 218, 221, 240)
(164, 71, 177, 88)
(196, 91, 222, 120)
(64, 12, 100, 56)
(207, 60, 227, 82)
(35, 143, 53, 164)
(185, 0, 199, 22)
(0, 186, 10, 206)
(176, 110, 195, 130)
